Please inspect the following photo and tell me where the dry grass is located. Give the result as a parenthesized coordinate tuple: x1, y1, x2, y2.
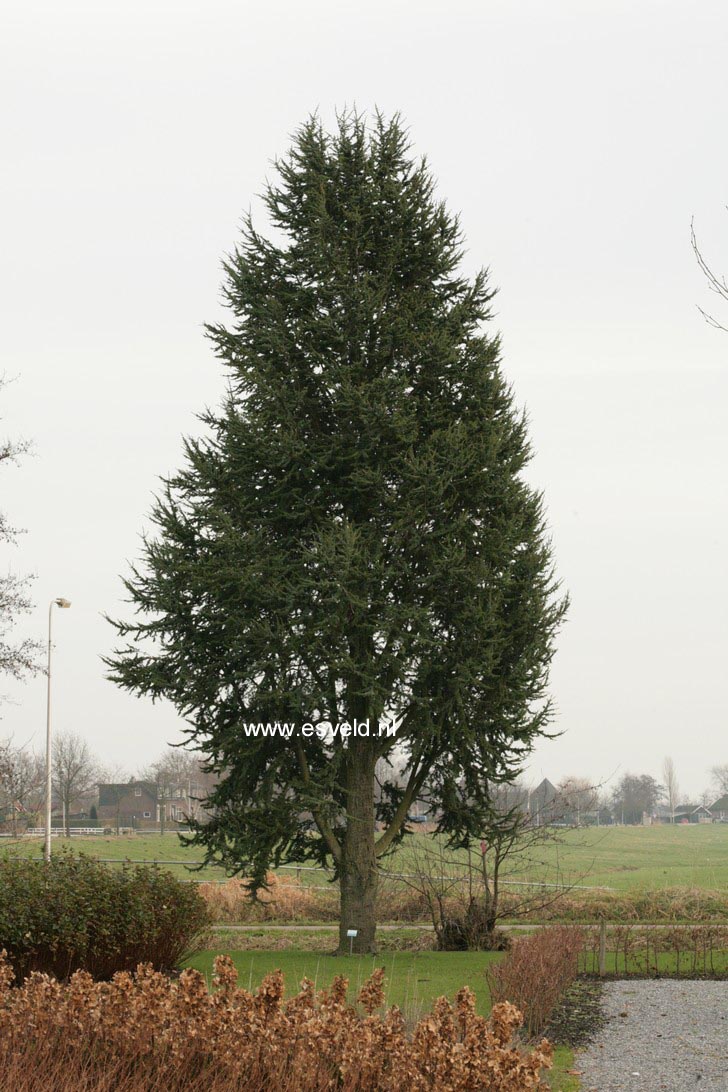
(198, 874, 430, 925)
(199, 875, 728, 928)
(524, 887, 728, 923)
(0, 950, 552, 1091)
(199, 873, 339, 923)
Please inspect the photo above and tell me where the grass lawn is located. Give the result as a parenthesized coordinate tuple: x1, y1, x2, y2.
(207, 925, 437, 952)
(186, 948, 499, 1015)
(185, 948, 577, 1090)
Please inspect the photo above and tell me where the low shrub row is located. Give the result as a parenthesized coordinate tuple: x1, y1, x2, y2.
(581, 923, 728, 976)
(0, 853, 209, 980)
(487, 926, 585, 1037)
(0, 952, 553, 1091)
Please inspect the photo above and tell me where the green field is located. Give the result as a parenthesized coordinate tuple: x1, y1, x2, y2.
(6, 824, 728, 892)
(391, 824, 728, 893)
(524, 823, 728, 892)
(185, 948, 577, 1091)
(0, 834, 230, 881)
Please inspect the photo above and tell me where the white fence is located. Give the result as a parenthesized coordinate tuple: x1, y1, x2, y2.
(3, 828, 193, 838)
(20, 828, 134, 837)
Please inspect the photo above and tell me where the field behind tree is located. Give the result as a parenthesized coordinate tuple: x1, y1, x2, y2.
(496, 822, 728, 893)
(5, 824, 728, 893)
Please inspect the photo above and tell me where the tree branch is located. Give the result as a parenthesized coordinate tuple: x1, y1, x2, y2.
(294, 736, 341, 863)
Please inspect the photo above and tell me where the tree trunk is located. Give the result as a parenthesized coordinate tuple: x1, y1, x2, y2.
(486, 855, 503, 934)
(337, 742, 378, 954)
(482, 888, 497, 935)
(479, 849, 498, 934)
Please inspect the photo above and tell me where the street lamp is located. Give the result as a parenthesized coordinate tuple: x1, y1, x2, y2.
(45, 598, 71, 863)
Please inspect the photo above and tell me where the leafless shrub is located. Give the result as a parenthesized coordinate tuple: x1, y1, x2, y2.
(486, 925, 585, 1038)
(398, 813, 592, 950)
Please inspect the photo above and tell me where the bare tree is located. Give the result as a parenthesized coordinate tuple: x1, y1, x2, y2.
(138, 746, 215, 830)
(52, 732, 100, 836)
(0, 377, 42, 692)
(699, 787, 714, 809)
(710, 764, 728, 798)
(400, 782, 592, 949)
(662, 756, 679, 824)
(0, 740, 44, 835)
(96, 763, 130, 834)
(611, 773, 663, 825)
(556, 776, 600, 826)
(692, 215, 728, 332)
(139, 747, 204, 786)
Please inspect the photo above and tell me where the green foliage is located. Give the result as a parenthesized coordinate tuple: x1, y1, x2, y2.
(0, 852, 209, 981)
(106, 112, 565, 928)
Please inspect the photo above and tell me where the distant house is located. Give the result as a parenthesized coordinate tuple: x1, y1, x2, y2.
(96, 779, 205, 830)
(673, 804, 713, 824)
(527, 778, 560, 825)
(653, 803, 713, 824)
(709, 795, 728, 821)
(97, 782, 159, 829)
(158, 781, 203, 823)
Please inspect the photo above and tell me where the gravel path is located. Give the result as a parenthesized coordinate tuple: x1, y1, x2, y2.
(577, 980, 728, 1091)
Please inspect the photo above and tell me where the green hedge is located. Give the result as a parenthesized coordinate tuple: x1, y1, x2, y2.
(0, 852, 210, 981)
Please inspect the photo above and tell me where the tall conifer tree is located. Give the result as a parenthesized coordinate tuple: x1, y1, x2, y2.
(107, 113, 566, 953)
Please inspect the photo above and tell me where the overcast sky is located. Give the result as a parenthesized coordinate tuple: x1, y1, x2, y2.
(2, 0, 727, 799)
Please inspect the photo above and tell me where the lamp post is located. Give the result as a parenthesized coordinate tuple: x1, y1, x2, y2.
(45, 598, 71, 863)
